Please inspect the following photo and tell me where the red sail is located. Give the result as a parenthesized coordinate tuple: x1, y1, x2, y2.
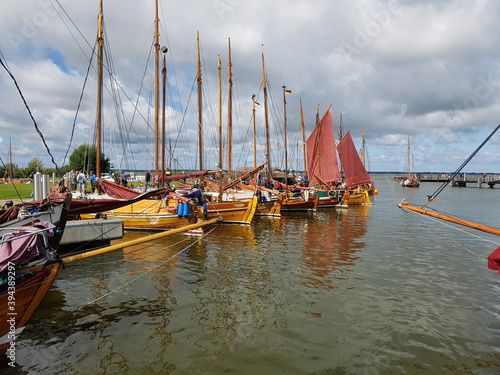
(337, 131, 372, 188)
(306, 107, 341, 186)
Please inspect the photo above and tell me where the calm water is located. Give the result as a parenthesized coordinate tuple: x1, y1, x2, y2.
(2, 174, 500, 374)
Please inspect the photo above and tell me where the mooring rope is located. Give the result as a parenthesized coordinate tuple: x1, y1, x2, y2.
(78, 222, 220, 308)
(399, 204, 498, 262)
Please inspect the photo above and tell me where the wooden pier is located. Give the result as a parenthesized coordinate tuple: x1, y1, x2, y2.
(395, 175, 500, 188)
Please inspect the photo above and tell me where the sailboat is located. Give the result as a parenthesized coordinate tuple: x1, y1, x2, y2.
(0, 186, 72, 355)
(401, 135, 420, 188)
(80, 8, 257, 229)
(279, 85, 316, 212)
(305, 105, 344, 208)
(336, 131, 372, 206)
(398, 124, 500, 273)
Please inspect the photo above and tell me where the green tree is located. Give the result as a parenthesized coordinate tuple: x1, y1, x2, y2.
(69, 144, 110, 174)
(27, 158, 43, 175)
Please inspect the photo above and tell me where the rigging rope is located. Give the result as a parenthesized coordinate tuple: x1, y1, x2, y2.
(427, 124, 500, 203)
(0, 57, 60, 170)
(62, 44, 95, 167)
(78, 222, 221, 308)
(399, 204, 498, 262)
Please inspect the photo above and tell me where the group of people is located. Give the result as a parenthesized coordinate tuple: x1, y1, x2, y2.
(145, 168, 172, 190)
(68, 170, 97, 195)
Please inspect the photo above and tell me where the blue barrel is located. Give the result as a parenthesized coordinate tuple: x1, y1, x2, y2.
(177, 203, 183, 218)
(202, 202, 208, 217)
(183, 202, 189, 217)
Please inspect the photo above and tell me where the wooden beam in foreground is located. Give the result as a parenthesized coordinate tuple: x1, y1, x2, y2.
(398, 202, 500, 236)
(62, 217, 221, 264)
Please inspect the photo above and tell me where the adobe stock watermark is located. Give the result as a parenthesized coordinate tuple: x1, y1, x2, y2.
(213, 0, 243, 21)
(338, 0, 402, 61)
(8, 0, 72, 52)
(6, 261, 16, 367)
(453, 72, 498, 116)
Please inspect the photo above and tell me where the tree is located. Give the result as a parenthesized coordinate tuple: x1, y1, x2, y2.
(69, 144, 110, 174)
(27, 158, 43, 175)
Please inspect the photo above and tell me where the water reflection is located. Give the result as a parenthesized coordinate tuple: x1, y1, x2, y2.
(300, 206, 370, 290)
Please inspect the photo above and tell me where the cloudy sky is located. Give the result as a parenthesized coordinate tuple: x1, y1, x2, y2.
(1, 0, 500, 174)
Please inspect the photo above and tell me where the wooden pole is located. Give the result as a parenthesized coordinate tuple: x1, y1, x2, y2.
(398, 202, 500, 236)
(300, 99, 307, 179)
(96, 0, 103, 177)
(161, 53, 166, 188)
(262, 53, 272, 180)
(218, 55, 223, 202)
(197, 31, 203, 171)
(154, 0, 160, 178)
(227, 37, 232, 180)
(283, 85, 288, 196)
(62, 217, 221, 264)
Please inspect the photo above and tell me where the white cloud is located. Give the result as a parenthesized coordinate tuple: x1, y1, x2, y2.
(1, 0, 500, 172)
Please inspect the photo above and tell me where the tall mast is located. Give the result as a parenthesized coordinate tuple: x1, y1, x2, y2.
(339, 111, 344, 140)
(408, 135, 411, 178)
(218, 55, 223, 202)
(154, 0, 160, 177)
(283, 85, 289, 196)
(227, 37, 232, 179)
(315, 104, 321, 179)
(300, 99, 307, 178)
(196, 31, 203, 170)
(252, 95, 259, 185)
(362, 126, 366, 166)
(96, 0, 103, 177)
(161, 51, 167, 187)
(262, 53, 272, 179)
(9, 138, 12, 179)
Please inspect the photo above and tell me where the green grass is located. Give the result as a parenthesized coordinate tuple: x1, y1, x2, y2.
(0, 182, 35, 200)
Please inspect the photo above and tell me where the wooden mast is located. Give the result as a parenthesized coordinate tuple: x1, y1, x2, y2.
(161, 51, 167, 188)
(96, 0, 103, 177)
(300, 99, 307, 179)
(362, 127, 366, 166)
(408, 135, 411, 178)
(154, 0, 160, 178)
(196, 31, 203, 171)
(283, 85, 289, 196)
(262, 53, 272, 180)
(9, 138, 12, 179)
(252, 95, 259, 185)
(227, 37, 232, 180)
(218, 55, 223, 202)
(315, 105, 321, 180)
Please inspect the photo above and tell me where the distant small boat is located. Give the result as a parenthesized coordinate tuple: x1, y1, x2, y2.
(401, 135, 420, 188)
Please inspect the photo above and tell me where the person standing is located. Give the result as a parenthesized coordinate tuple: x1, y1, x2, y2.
(90, 170, 97, 193)
(70, 170, 77, 191)
(145, 170, 151, 190)
(77, 170, 86, 195)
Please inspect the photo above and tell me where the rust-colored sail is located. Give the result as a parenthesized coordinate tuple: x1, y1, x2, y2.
(306, 107, 341, 186)
(337, 131, 372, 188)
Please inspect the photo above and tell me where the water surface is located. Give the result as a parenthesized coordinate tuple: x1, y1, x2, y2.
(3, 174, 500, 374)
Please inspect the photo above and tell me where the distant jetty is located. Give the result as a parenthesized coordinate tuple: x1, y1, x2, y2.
(394, 173, 500, 188)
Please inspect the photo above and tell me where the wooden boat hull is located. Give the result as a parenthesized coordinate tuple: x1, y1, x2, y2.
(255, 195, 282, 217)
(207, 197, 257, 224)
(81, 196, 258, 229)
(281, 194, 317, 211)
(314, 190, 342, 209)
(0, 262, 60, 356)
(80, 199, 204, 231)
(339, 188, 372, 207)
